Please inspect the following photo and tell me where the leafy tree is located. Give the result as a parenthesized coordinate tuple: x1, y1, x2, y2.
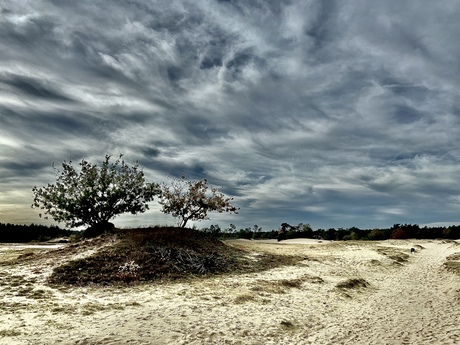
(252, 224, 262, 239)
(238, 227, 253, 239)
(324, 228, 336, 240)
(32, 154, 160, 231)
(390, 227, 408, 239)
(280, 222, 293, 232)
(367, 229, 387, 240)
(159, 176, 238, 228)
(226, 223, 237, 233)
(290, 223, 313, 238)
(443, 226, 460, 239)
(201, 224, 222, 238)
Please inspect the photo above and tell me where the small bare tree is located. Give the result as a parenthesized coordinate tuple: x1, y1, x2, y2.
(159, 176, 238, 228)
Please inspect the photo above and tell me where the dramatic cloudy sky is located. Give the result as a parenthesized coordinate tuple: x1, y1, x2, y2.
(1, 0, 460, 231)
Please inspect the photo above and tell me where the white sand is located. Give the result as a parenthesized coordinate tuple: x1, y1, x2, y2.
(1, 239, 459, 344)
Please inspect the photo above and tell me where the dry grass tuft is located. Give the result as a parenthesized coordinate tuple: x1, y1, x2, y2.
(250, 277, 306, 294)
(0, 329, 22, 337)
(279, 320, 297, 330)
(233, 294, 256, 304)
(278, 278, 304, 289)
(336, 278, 369, 289)
(444, 261, 460, 274)
(376, 247, 410, 264)
(446, 253, 460, 261)
(443, 251, 460, 275)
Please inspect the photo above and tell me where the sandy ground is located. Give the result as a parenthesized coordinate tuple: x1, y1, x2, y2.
(1, 239, 460, 344)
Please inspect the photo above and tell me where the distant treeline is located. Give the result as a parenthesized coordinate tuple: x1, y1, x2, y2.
(3, 221, 460, 243)
(0, 223, 78, 243)
(200, 223, 460, 241)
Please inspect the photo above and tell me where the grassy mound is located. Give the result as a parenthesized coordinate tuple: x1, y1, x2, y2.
(444, 251, 460, 275)
(46, 227, 303, 286)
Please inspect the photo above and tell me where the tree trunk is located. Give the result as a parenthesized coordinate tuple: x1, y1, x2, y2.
(83, 221, 115, 237)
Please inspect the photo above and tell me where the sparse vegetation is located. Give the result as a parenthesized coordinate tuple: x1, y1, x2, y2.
(444, 261, 460, 274)
(280, 320, 297, 330)
(376, 247, 410, 264)
(45, 227, 306, 286)
(336, 278, 369, 289)
(0, 329, 22, 337)
(446, 252, 460, 261)
(234, 294, 256, 304)
(444, 251, 460, 275)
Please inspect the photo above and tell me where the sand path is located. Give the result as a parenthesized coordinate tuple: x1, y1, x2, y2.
(1, 240, 460, 344)
(305, 241, 460, 344)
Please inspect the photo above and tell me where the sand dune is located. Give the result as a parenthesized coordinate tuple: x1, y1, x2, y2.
(1, 239, 459, 344)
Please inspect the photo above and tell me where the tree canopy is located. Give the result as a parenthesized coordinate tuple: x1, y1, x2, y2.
(159, 176, 238, 228)
(32, 154, 160, 229)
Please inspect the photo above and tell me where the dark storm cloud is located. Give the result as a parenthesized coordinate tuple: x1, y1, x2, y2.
(1, 160, 49, 178)
(1, 74, 75, 102)
(305, 0, 337, 51)
(2, 0, 460, 230)
(1, 107, 91, 137)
